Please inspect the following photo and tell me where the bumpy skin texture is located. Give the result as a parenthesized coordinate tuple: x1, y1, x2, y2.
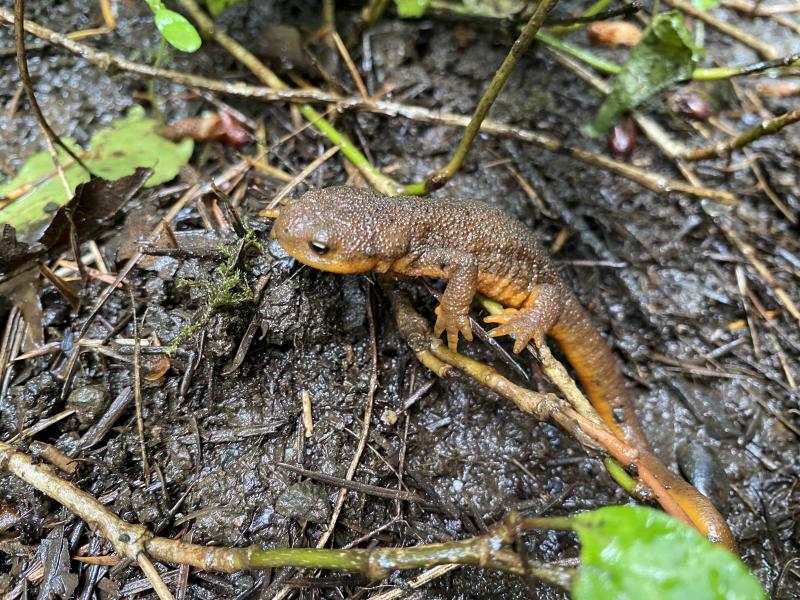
(272, 186, 737, 550)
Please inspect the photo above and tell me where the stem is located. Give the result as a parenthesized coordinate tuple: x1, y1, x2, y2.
(691, 52, 800, 81)
(146, 36, 168, 122)
(404, 0, 561, 195)
(545, 0, 615, 33)
(536, 32, 799, 80)
(603, 457, 638, 494)
(536, 31, 621, 75)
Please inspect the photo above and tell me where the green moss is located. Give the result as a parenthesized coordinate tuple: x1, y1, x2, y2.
(165, 237, 258, 355)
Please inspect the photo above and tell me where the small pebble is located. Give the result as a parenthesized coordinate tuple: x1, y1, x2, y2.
(275, 481, 331, 524)
(66, 385, 110, 426)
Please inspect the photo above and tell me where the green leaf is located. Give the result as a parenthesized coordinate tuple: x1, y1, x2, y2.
(153, 8, 202, 52)
(394, 0, 430, 18)
(0, 106, 193, 241)
(204, 0, 245, 18)
(692, 0, 720, 10)
(572, 506, 767, 600)
(584, 11, 702, 136)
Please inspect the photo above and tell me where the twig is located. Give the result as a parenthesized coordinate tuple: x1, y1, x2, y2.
(266, 145, 340, 209)
(0, 441, 173, 597)
(403, 0, 561, 194)
(680, 106, 800, 160)
(692, 52, 800, 81)
(545, 1, 641, 26)
(137, 554, 175, 600)
(131, 296, 150, 483)
(331, 30, 368, 99)
(0, 11, 736, 203)
(368, 564, 460, 600)
(384, 283, 737, 550)
(342, 98, 736, 203)
(722, 0, 800, 35)
(76, 162, 248, 343)
(722, 0, 800, 16)
(276, 463, 433, 506)
(717, 220, 800, 330)
(0, 440, 572, 587)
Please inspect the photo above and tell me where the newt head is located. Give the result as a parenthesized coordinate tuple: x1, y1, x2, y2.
(271, 187, 389, 274)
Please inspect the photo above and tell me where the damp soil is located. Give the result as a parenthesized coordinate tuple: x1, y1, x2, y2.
(1, 2, 799, 599)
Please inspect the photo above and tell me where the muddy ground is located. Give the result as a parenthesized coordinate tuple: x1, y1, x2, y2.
(1, 1, 799, 598)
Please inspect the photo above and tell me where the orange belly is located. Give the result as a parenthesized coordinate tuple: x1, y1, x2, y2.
(476, 271, 530, 308)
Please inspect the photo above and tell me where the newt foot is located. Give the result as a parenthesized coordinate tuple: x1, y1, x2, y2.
(484, 285, 562, 353)
(434, 305, 473, 351)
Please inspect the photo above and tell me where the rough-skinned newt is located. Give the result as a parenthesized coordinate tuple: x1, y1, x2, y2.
(271, 185, 736, 550)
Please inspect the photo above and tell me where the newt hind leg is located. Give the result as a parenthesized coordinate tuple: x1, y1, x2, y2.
(484, 284, 563, 353)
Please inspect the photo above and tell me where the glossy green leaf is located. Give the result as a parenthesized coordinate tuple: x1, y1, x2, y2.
(394, 0, 430, 18)
(572, 506, 767, 600)
(153, 8, 202, 52)
(0, 106, 193, 241)
(584, 11, 702, 136)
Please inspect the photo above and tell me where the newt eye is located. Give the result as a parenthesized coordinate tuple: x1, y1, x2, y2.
(309, 240, 330, 255)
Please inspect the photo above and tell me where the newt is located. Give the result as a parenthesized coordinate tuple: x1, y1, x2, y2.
(271, 185, 736, 550)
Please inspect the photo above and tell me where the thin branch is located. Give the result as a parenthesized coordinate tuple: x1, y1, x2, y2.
(175, 0, 403, 195)
(545, 1, 641, 26)
(384, 283, 737, 551)
(0, 11, 739, 204)
(137, 553, 175, 600)
(664, 0, 778, 59)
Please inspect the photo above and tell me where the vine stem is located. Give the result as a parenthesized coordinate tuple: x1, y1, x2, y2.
(681, 106, 800, 161)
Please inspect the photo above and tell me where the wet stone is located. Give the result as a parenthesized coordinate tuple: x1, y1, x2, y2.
(66, 385, 110, 426)
(676, 442, 731, 515)
(275, 481, 331, 524)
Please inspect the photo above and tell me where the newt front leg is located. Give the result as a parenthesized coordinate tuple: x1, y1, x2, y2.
(414, 248, 478, 351)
